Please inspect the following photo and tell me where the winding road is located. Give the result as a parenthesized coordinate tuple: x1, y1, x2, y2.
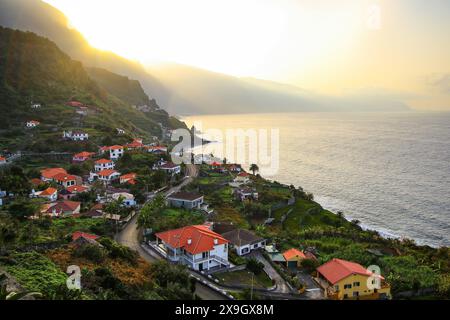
(116, 164, 227, 300)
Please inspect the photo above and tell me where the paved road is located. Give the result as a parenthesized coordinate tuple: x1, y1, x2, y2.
(116, 164, 227, 300)
(249, 251, 293, 294)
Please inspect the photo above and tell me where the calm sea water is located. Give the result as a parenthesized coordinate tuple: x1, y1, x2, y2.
(184, 112, 450, 248)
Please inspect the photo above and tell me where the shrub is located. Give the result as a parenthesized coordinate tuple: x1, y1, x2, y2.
(246, 258, 265, 275)
(72, 244, 106, 263)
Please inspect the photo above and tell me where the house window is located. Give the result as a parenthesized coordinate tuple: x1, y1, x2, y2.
(353, 282, 360, 287)
(334, 285, 339, 291)
(344, 284, 352, 289)
(353, 291, 359, 297)
(202, 252, 208, 259)
(253, 244, 258, 248)
(343, 294, 348, 299)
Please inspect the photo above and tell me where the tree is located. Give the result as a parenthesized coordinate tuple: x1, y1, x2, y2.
(249, 164, 259, 175)
(7, 198, 40, 220)
(246, 258, 265, 275)
(137, 194, 166, 229)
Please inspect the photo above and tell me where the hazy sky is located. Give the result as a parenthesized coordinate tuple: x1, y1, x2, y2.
(44, 0, 450, 110)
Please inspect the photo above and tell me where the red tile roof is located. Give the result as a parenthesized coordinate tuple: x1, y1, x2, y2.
(72, 231, 99, 241)
(46, 200, 80, 213)
(30, 178, 43, 186)
(98, 169, 118, 177)
(67, 101, 85, 108)
(53, 173, 77, 182)
(283, 248, 306, 261)
(41, 168, 67, 180)
(156, 225, 228, 255)
(160, 162, 180, 169)
(126, 139, 144, 148)
(109, 145, 123, 150)
(238, 172, 250, 177)
(74, 152, 94, 159)
(95, 159, 113, 164)
(317, 258, 384, 285)
(66, 185, 88, 193)
(0, 156, 5, 161)
(40, 187, 57, 196)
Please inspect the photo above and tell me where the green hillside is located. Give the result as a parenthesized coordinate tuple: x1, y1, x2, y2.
(0, 27, 184, 153)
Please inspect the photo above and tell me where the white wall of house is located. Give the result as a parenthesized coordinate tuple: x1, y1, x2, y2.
(95, 162, 114, 171)
(110, 148, 124, 160)
(235, 240, 266, 256)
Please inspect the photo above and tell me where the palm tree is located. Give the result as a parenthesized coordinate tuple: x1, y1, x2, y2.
(249, 164, 259, 175)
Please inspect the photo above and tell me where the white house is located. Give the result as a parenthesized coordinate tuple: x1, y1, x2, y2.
(109, 145, 124, 160)
(155, 225, 230, 272)
(167, 192, 204, 210)
(157, 161, 181, 175)
(73, 152, 95, 163)
(0, 156, 6, 165)
(112, 192, 136, 207)
(234, 172, 250, 184)
(234, 188, 259, 202)
(90, 169, 120, 183)
(31, 103, 41, 109)
(116, 128, 125, 135)
(53, 173, 78, 188)
(63, 131, 89, 141)
(221, 229, 266, 256)
(26, 120, 40, 128)
(32, 187, 58, 202)
(95, 159, 115, 172)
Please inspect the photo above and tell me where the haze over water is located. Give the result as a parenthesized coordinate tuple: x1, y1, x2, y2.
(184, 112, 450, 248)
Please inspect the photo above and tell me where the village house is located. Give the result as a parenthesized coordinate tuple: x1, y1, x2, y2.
(90, 169, 120, 183)
(60, 185, 89, 200)
(125, 138, 144, 150)
(145, 145, 168, 154)
(0, 156, 6, 165)
(116, 128, 125, 135)
(157, 161, 181, 175)
(72, 151, 95, 163)
(63, 131, 89, 141)
(210, 162, 226, 173)
(75, 107, 88, 116)
(95, 159, 115, 171)
(112, 192, 136, 207)
(227, 164, 242, 173)
(109, 145, 124, 160)
(71, 232, 101, 247)
(46, 200, 81, 217)
(234, 172, 250, 184)
(316, 258, 391, 300)
(221, 228, 266, 256)
(283, 248, 307, 268)
(31, 103, 41, 109)
(234, 187, 259, 201)
(40, 168, 67, 182)
(32, 187, 58, 202)
(26, 120, 40, 128)
(66, 101, 85, 108)
(155, 225, 230, 272)
(53, 173, 78, 188)
(120, 173, 137, 185)
(167, 192, 204, 210)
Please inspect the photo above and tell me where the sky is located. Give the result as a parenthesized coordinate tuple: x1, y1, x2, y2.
(43, 0, 450, 110)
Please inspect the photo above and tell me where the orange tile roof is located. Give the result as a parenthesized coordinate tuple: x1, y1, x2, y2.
(95, 159, 113, 164)
(40, 187, 57, 196)
(120, 173, 137, 180)
(0, 156, 5, 161)
(30, 178, 43, 186)
(72, 231, 99, 241)
(109, 145, 123, 150)
(283, 248, 306, 261)
(238, 172, 249, 177)
(156, 225, 228, 255)
(41, 168, 67, 179)
(317, 258, 384, 285)
(47, 200, 80, 213)
(74, 152, 94, 158)
(66, 185, 88, 193)
(98, 169, 118, 177)
(53, 173, 77, 182)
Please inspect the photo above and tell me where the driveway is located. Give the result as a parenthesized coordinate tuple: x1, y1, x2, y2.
(249, 251, 293, 294)
(296, 270, 323, 299)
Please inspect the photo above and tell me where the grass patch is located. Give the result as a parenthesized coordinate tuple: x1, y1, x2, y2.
(216, 269, 273, 289)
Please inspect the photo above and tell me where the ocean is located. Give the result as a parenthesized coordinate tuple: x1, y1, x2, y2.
(183, 112, 450, 248)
